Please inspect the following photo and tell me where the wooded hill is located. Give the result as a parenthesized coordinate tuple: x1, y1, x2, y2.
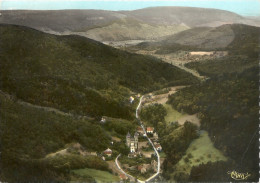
(164, 23, 259, 181)
(168, 67, 259, 181)
(0, 91, 110, 182)
(0, 24, 198, 120)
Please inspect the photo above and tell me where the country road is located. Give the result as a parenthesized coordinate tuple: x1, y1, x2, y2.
(115, 96, 161, 182)
(115, 154, 137, 182)
(136, 96, 161, 182)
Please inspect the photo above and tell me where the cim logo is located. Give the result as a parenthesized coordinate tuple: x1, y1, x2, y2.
(227, 170, 251, 180)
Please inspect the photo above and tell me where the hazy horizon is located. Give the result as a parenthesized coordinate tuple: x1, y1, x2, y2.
(1, 0, 260, 17)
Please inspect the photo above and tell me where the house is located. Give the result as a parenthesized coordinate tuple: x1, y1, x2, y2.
(147, 127, 154, 134)
(103, 148, 112, 157)
(126, 132, 139, 153)
(129, 96, 135, 104)
(155, 144, 162, 152)
(100, 117, 106, 123)
(119, 174, 128, 180)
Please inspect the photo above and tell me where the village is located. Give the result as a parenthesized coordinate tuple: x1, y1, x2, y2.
(101, 122, 162, 181)
(99, 95, 163, 181)
(44, 89, 199, 182)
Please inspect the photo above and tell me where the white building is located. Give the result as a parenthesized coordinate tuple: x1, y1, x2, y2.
(129, 96, 135, 104)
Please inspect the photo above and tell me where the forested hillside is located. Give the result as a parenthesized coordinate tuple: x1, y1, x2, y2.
(167, 67, 259, 181)
(0, 24, 198, 120)
(0, 91, 111, 182)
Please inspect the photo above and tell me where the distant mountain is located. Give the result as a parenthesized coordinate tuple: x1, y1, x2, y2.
(131, 24, 260, 53)
(1, 7, 259, 41)
(121, 7, 259, 27)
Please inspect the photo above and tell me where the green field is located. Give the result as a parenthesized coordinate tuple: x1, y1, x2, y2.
(173, 130, 228, 177)
(71, 168, 119, 183)
(163, 104, 185, 124)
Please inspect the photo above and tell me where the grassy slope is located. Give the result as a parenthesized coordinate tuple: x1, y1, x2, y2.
(163, 104, 185, 124)
(173, 131, 227, 177)
(71, 168, 120, 182)
(0, 24, 199, 120)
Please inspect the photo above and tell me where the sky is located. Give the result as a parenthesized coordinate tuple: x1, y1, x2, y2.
(1, 0, 260, 17)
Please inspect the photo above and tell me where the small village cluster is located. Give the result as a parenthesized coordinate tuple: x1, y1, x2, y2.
(102, 126, 162, 158)
(126, 126, 162, 155)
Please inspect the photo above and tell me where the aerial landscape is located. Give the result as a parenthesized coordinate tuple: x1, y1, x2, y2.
(0, 0, 259, 182)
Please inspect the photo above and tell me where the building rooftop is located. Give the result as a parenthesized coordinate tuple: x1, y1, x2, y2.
(104, 148, 112, 154)
(147, 127, 154, 131)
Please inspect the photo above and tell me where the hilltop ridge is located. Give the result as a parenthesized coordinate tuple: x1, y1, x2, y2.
(1, 7, 259, 41)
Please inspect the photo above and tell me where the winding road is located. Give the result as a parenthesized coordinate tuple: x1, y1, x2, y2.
(136, 96, 161, 182)
(115, 96, 160, 182)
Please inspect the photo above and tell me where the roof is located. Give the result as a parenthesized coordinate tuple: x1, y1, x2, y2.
(155, 144, 162, 148)
(104, 148, 112, 154)
(120, 174, 127, 180)
(127, 131, 131, 137)
(147, 127, 154, 131)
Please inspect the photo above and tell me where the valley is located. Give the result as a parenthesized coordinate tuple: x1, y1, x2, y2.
(0, 6, 259, 183)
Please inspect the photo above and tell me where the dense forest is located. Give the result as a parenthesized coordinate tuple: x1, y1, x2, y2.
(0, 90, 139, 182)
(167, 66, 259, 181)
(0, 24, 198, 120)
(0, 91, 111, 182)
